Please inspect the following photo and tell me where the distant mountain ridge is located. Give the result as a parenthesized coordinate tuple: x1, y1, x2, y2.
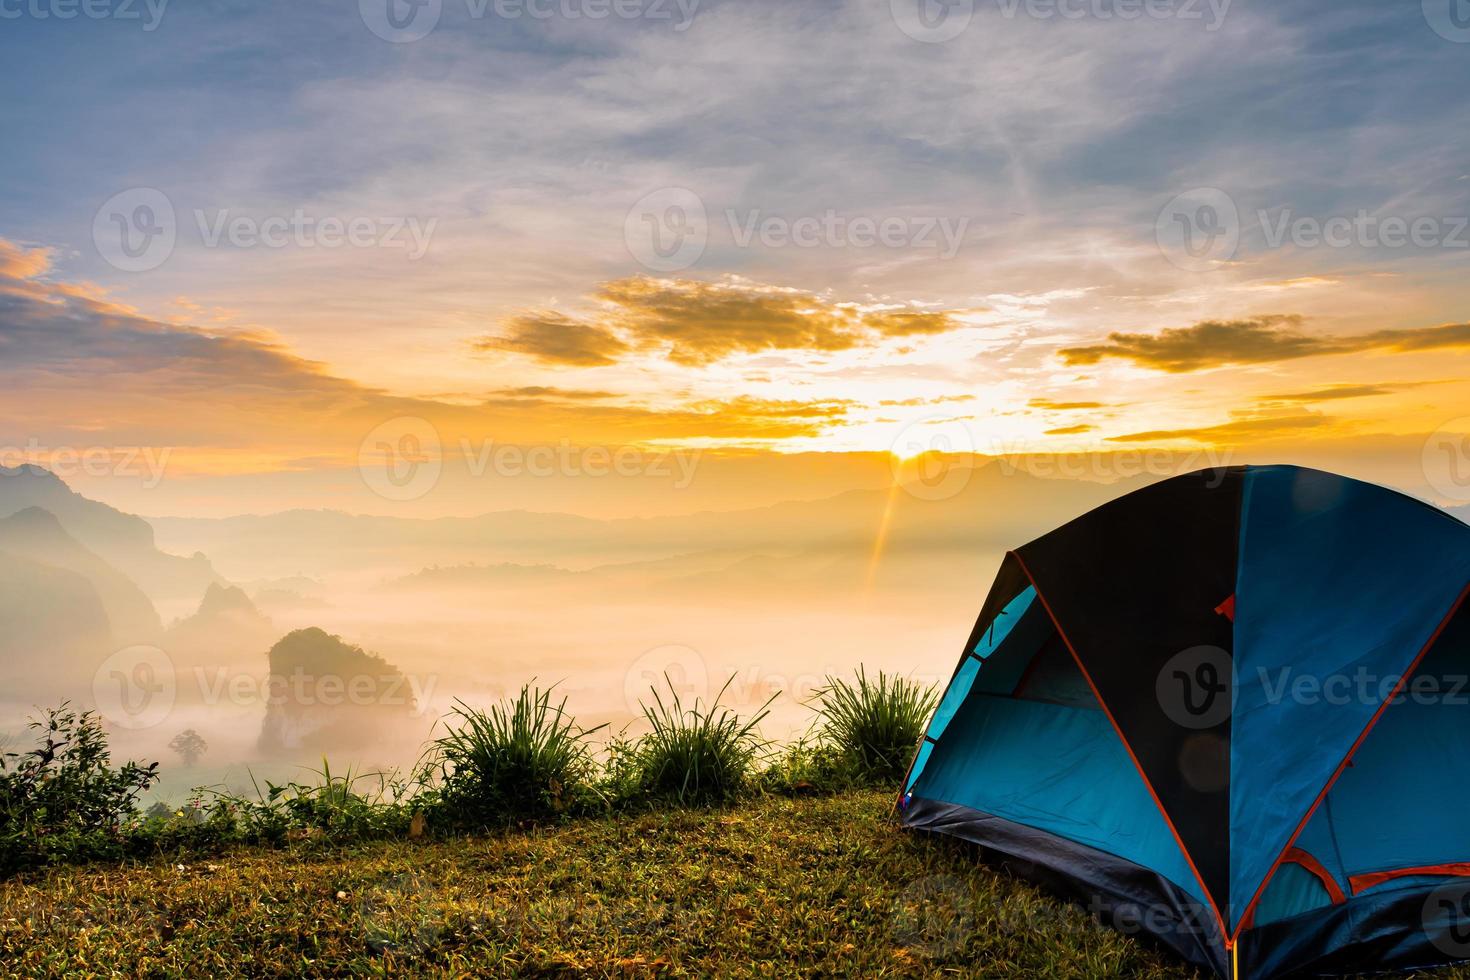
(0, 464, 220, 601)
(151, 464, 1163, 580)
(0, 507, 162, 642)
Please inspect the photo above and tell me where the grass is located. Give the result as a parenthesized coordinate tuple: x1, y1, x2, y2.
(0, 789, 1208, 979)
(429, 686, 607, 825)
(616, 674, 775, 806)
(810, 668, 939, 784)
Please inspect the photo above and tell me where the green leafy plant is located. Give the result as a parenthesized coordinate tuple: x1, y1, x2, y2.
(809, 668, 938, 786)
(623, 675, 775, 806)
(427, 685, 606, 826)
(0, 704, 159, 875)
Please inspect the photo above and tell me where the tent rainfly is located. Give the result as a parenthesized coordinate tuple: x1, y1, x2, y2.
(900, 465, 1470, 978)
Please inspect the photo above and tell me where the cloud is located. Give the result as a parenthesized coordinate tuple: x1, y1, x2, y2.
(481, 277, 968, 368)
(0, 240, 52, 281)
(488, 386, 620, 400)
(0, 239, 859, 466)
(1107, 414, 1332, 444)
(1058, 315, 1320, 372)
(1261, 382, 1431, 403)
(482, 312, 630, 367)
(1044, 424, 1095, 435)
(1059, 316, 1470, 372)
(1029, 398, 1105, 410)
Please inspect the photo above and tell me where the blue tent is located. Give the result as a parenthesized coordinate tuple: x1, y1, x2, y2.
(901, 466, 1470, 977)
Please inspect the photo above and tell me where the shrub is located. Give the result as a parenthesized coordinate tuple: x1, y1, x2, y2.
(0, 704, 159, 875)
(427, 685, 605, 826)
(809, 668, 938, 786)
(622, 675, 774, 806)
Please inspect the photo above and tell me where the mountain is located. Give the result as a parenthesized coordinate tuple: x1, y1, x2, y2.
(151, 464, 1157, 581)
(0, 550, 113, 693)
(0, 464, 220, 601)
(257, 627, 421, 754)
(165, 583, 277, 668)
(0, 507, 161, 643)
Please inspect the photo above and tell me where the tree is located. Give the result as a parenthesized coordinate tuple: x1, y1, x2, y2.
(168, 729, 208, 768)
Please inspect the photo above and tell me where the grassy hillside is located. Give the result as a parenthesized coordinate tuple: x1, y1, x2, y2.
(0, 790, 1199, 979)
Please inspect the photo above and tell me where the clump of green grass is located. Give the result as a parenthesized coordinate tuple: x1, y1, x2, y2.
(201, 761, 421, 848)
(810, 668, 938, 785)
(618, 675, 774, 805)
(427, 685, 605, 826)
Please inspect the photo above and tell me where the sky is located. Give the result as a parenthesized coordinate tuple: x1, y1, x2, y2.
(1, 0, 1468, 517)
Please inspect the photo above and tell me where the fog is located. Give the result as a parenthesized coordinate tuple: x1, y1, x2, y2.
(2, 458, 1174, 805)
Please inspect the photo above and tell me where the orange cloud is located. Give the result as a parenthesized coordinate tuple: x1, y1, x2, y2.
(0, 239, 52, 281)
(480, 276, 968, 367)
(1060, 316, 1470, 372)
